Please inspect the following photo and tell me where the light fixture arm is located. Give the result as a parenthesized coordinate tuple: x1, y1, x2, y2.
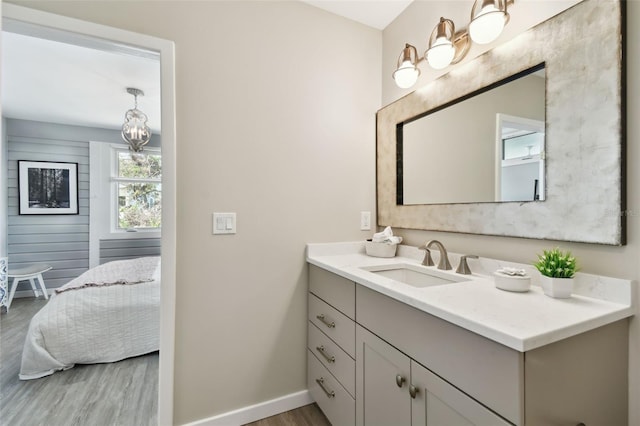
(397, 43, 423, 68)
(450, 30, 471, 65)
(428, 17, 455, 48)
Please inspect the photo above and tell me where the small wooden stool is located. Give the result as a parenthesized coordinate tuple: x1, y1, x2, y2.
(7, 263, 52, 310)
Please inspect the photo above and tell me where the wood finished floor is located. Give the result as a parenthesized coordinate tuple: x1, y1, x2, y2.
(243, 403, 331, 426)
(1, 297, 158, 426)
(1, 298, 326, 426)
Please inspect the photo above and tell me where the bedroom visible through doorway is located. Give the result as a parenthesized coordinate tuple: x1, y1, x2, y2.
(0, 4, 176, 424)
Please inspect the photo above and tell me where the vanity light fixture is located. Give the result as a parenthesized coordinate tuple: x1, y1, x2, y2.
(392, 18, 470, 86)
(393, 44, 421, 89)
(121, 87, 151, 153)
(425, 18, 470, 70)
(392, 0, 514, 88)
(468, 0, 511, 45)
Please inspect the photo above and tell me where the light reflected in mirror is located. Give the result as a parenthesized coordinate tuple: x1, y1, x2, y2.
(399, 64, 545, 205)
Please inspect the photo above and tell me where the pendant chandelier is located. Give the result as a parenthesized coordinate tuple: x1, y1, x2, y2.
(121, 87, 151, 153)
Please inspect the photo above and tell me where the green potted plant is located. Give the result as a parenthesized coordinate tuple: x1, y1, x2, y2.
(533, 247, 578, 298)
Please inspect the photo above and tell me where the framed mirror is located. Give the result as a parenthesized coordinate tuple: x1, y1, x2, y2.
(398, 64, 546, 205)
(376, 0, 625, 245)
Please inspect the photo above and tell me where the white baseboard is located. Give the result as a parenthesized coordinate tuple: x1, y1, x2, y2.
(182, 389, 313, 426)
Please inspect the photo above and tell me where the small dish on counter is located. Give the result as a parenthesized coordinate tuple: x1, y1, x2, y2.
(494, 271, 531, 292)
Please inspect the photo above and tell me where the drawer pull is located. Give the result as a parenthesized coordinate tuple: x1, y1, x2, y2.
(396, 374, 406, 388)
(316, 345, 336, 363)
(409, 385, 419, 399)
(316, 377, 336, 398)
(316, 314, 336, 329)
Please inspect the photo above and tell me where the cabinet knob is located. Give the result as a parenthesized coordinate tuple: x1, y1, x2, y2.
(409, 385, 419, 399)
(396, 374, 406, 388)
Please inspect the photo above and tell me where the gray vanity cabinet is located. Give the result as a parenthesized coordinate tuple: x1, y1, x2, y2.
(308, 265, 356, 426)
(356, 283, 629, 426)
(410, 361, 511, 426)
(308, 265, 629, 426)
(356, 324, 508, 426)
(355, 325, 411, 426)
(356, 285, 522, 424)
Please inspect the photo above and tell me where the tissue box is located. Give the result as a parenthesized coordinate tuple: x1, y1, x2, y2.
(494, 271, 531, 292)
(365, 241, 397, 258)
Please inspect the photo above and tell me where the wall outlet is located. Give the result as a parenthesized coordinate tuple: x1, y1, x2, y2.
(360, 211, 371, 231)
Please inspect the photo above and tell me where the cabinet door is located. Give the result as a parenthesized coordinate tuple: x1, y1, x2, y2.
(410, 361, 512, 426)
(356, 325, 411, 426)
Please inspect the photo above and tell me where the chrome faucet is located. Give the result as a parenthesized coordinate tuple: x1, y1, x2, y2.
(420, 240, 452, 270)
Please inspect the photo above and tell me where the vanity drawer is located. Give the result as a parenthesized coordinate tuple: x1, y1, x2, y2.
(309, 265, 355, 319)
(308, 349, 355, 426)
(308, 321, 356, 397)
(309, 293, 355, 357)
(356, 285, 524, 425)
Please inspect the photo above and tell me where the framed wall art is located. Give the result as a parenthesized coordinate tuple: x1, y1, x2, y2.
(18, 161, 79, 215)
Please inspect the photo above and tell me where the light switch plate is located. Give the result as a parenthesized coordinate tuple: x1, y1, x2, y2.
(212, 212, 236, 235)
(360, 211, 371, 231)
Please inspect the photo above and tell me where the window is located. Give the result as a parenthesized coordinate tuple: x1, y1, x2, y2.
(89, 142, 162, 268)
(112, 148, 162, 231)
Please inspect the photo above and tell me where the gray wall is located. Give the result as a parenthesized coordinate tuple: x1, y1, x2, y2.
(6, 118, 160, 291)
(99, 238, 161, 265)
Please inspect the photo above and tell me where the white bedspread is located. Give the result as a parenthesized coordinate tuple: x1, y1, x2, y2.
(19, 257, 161, 380)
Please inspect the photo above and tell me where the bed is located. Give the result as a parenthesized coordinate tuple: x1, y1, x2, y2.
(19, 256, 161, 380)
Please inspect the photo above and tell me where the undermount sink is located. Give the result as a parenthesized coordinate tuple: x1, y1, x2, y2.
(361, 263, 469, 288)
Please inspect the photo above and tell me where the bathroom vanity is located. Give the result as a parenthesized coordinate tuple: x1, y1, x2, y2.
(306, 242, 634, 426)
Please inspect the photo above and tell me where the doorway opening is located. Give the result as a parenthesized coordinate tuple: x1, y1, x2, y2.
(1, 4, 176, 424)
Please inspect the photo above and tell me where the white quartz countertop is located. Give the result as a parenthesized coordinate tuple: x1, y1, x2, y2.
(307, 242, 635, 352)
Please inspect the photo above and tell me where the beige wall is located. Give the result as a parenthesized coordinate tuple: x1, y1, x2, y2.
(4, 1, 380, 423)
(384, 1, 640, 424)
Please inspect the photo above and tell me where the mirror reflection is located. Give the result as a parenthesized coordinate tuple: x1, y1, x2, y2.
(498, 114, 545, 202)
(399, 64, 545, 205)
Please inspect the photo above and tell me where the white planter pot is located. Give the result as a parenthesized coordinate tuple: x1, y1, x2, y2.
(540, 275, 573, 298)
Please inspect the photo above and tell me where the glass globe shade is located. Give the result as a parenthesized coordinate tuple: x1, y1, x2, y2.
(426, 37, 455, 70)
(469, 5, 505, 44)
(393, 60, 420, 89)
